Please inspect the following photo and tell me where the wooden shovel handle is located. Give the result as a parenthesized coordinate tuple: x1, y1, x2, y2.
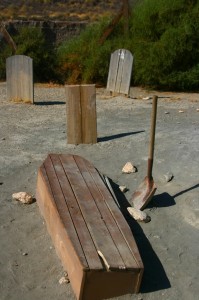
(147, 95, 158, 178)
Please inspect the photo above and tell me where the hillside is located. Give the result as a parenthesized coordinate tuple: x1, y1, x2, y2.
(0, 0, 123, 22)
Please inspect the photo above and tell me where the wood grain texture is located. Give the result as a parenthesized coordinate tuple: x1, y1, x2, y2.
(6, 55, 33, 103)
(65, 85, 82, 144)
(107, 49, 133, 96)
(36, 153, 143, 299)
(65, 84, 97, 144)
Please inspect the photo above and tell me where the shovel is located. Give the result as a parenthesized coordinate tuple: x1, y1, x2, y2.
(130, 95, 158, 210)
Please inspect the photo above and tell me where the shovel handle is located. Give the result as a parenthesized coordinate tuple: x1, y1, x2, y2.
(148, 95, 158, 178)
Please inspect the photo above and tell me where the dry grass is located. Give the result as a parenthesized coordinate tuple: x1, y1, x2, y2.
(0, 0, 122, 21)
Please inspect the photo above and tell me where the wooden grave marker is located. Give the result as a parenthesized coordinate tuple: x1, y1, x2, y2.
(6, 55, 33, 103)
(65, 84, 97, 144)
(107, 49, 133, 97)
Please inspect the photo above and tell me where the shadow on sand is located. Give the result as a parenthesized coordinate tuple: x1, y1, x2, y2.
(98, 130, 144, 142)
(34, 101, 65, 105)
(108, 179, 171, 293)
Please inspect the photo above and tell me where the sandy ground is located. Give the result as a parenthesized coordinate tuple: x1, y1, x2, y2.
(0, 83, 198, 300)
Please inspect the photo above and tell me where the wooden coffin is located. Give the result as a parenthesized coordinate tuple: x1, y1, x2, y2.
(36, 154, 144, 300)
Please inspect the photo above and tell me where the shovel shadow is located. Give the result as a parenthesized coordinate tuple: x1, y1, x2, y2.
(107, 179, 171, 293)
(147, 192, 176, 208)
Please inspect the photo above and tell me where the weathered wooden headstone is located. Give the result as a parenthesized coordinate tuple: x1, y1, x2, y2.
(65, 84, 97, 144)
(6, 55, 34, 103)
(107, 49, 133, 97)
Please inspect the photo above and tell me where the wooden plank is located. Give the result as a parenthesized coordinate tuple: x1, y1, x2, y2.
(60, 154, 126, 270)
(43, 155, 88, 269)
(107, 49, 133, 96)
(65, 85, 82, 144)
(80, 85, 97, 144)
(74, 155, 139, 270)
(85, 159, 144, 270)
(36, 167, 86, 299)
(115, 49, 125, 93)
(107, 49, 120, 92)
(120, 49, 133, 95)
(49, 154, 103, 270)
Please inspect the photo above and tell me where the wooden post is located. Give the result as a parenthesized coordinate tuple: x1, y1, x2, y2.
(66, 84, 97, 144)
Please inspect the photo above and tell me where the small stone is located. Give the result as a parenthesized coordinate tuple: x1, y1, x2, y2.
(164, 111, 170, 114)
(119, 185, 128, 193)
(127, 207, 151, 223)
(22, 252, 28, 256)
(122, 162, 137, 174)
(12, 192, 34, 204)
(142, 96, 150, 100)
(196, 108, 199, 112)
(160, 172, 174, 183)
(179, 110, 184, 113)
(59, 276, 70, 285)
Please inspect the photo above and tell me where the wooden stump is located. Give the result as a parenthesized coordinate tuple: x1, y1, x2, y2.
(65, 84, 97, 144)
(6, 55, 34, 103)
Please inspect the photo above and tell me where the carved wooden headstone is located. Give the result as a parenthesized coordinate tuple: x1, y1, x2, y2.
(107, 49, 133, 97)
(6, 55, 34, 103)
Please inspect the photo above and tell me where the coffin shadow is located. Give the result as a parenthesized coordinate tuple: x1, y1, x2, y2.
(107, 179, 171, 293)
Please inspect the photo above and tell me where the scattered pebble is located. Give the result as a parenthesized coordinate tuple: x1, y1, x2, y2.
(59, 275, 70, 285)
(119, 185, 128, 193)
(164, 111, 170, 114)
(142, 96, 150, 100)
(160, 172, 174, 183)
(122, 162, 137, 174)
(196, 108, 199, 112)
(12, 192, 34, 204)
(22, 252, 28, 256)
(179, 110, 184, 113)
(127, 207, 151, 223)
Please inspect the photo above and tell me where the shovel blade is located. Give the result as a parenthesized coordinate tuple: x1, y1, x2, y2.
(130, 176, 156, 210)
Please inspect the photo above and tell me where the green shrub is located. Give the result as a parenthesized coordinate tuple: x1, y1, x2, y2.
(15, 27, 57, 82)
(131, 0, 199, 90)
(0, 43, 13, 80)
(57, 18, 131, 84)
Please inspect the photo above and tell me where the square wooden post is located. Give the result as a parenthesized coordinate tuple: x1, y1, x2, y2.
(65, 84, 97, 144)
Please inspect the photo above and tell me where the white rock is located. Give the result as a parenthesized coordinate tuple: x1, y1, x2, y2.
(196, 108, 199, 112)
(122, 162, 137, 174)
(12, 192, 34, 204)
(179, 110, 184, 113)
(127, 207, 151, 223)
(119, 185, 128, 193)
(59, 276, 70, 285)
(159, 172, 174, 183)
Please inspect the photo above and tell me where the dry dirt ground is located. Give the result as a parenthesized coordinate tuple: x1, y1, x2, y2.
(0, 83, 199, 300)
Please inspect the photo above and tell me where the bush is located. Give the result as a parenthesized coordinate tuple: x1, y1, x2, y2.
(15, 27, 57, 82)
(131, 0, 199, 90)
(0, 42, 13, 80)
(57, 18, 131, 85)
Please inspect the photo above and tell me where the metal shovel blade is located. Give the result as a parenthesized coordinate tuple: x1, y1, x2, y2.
(131, 176, 157, 210)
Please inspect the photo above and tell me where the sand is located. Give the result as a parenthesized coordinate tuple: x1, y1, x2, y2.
(0, 83, 198, 300)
